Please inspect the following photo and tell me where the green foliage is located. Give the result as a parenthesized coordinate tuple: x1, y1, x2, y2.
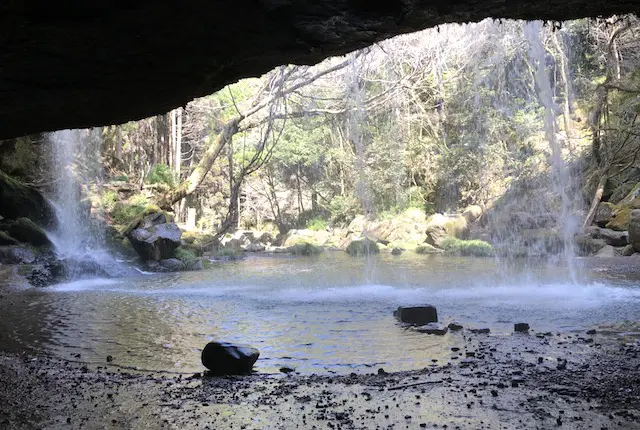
(174, 246, 199, 264)
(101, 190, 118, 211)
(306, 216, 328, 231)
(441, 237, 494, 257)
(346, 238, 379, 256)
(110, 194, 151, 227)
(146, 164, 175, 187)
(329, 196, 361, 226)
(113, 174, 129, 182)
(287, 242, 323, 256)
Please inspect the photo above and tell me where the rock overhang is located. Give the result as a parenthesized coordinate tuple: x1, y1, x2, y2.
(1, 1, 640, 139)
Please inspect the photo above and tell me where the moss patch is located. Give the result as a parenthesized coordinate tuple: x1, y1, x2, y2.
(415, 244, 441, 254)
(346, 238, 379, 256)
(287, 242, 323, 256)
(441, 237, 494, 257)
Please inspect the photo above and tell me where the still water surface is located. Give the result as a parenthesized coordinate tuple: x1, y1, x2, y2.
(2, 253, 639, 374)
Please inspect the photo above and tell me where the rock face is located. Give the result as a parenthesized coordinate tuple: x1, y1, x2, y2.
(628, 209, 640, 252)
(394, 305, 438, 326)
(201, 341, 260, 376)
(425, 214, 468, 248)
(6, 217, 51, 247)
(2, 2, 636, 140)
(0, 172, 56, 227)
(127, 212, 181, 261)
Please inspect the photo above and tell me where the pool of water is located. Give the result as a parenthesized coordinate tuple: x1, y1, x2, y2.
(1, 253, 639, 374)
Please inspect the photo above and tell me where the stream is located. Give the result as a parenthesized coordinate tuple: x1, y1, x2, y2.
(1, 252, 639, 374)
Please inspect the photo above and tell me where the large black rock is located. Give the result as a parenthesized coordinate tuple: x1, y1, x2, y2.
(394, 305, 438, 326)
(201, 341, 260, 376)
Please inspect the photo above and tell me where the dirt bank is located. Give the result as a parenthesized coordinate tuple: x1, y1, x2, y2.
(1, 327, 639, 429)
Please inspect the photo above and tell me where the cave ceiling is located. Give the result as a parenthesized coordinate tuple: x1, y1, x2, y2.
(1, 1, 639, 139)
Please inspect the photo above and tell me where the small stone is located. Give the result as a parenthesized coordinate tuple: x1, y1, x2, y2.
(391, 248, 402, 255)
(106, 355, 113, 363)
(586, 329, 597, 335)
(377, 368, 388, 375)
(447, 322, 463, 331)
(490, 389, 498, 397)
(279, 366, 295, 374)
(470, 328, 490, 334)
(514, 323, 530, 333)
(394, 305, 438, 325)
(416, 322, 448, 335)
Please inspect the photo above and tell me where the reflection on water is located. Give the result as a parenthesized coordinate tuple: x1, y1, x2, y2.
(1, 253, 639, 374)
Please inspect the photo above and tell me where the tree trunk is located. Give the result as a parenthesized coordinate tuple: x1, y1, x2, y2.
(157, 118, 240, 208)
(583, 173, 607, 229)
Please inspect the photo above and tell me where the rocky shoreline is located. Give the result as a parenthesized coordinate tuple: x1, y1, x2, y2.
(1, 326, 638, 429)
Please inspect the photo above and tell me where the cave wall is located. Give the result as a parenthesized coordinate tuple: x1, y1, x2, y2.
(1, 1, 639, 139)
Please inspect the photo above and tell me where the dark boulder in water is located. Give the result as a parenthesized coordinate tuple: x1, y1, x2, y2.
(201, 341, 260, 376)
(394, 305, 438, 326)
(514, 323, 530, 333)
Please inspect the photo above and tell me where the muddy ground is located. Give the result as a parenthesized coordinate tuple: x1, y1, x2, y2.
(1, 327, 639, 429)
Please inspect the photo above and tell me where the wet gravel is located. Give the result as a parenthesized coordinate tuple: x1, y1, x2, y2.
(1, 329, 639, 429)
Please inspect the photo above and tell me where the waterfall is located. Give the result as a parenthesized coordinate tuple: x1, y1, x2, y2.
(47, 129, 124, 279)
(524, 22, 580, 280)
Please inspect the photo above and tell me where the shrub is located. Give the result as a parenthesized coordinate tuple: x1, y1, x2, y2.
(101, 190, 118, 211)
(441, 237, 494, 257)
(306, 216, 328, 231)
(146, 164, 175, 187)
(113, 174, 129, 182)
(174, 246, 198, 264)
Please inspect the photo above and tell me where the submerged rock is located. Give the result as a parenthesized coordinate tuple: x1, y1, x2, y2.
(416, 322, 448, 335)
(201, 341, 260, 376)
(470, 327, 491, 334)
(390, 247, 402, 255)
(394, 305, 438, 326)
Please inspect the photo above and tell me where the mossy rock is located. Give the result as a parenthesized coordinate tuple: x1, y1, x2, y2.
(122, 205, 173, 235)
(0, 231, 19, 245)
(8, 217, 51, 247)
(606, 207, 631, 231)
(415, 244, 441, 254)
(174, 245, 199, 263)
(441, 237, 494, 257)
(346, 238, 379, 256)
(0, 171, 56, 227)
(287, 242, 323, 256)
